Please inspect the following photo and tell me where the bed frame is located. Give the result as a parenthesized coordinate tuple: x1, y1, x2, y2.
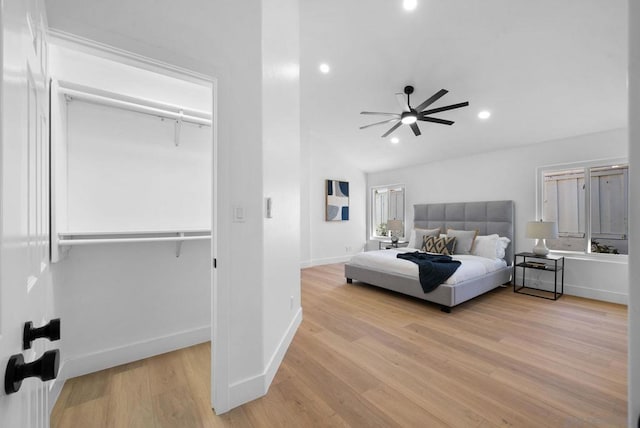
(345, 200, 514, 312)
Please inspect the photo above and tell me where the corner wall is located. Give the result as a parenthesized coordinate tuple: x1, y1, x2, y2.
(628, 0, 639, 424)
(368, 129, 629, 304)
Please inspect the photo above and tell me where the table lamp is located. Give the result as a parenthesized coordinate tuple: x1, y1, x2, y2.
(386, 219, 404, 243)
(526, 220, 558, 256)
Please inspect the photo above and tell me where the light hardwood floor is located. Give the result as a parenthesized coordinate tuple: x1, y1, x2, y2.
(52, 263, 627, 427)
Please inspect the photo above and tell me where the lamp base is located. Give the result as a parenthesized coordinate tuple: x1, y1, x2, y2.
(532, 239, 549, 256)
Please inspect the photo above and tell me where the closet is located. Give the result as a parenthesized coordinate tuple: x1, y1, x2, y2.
(48, 41, 213, 380)
(52, 80, 212, 260)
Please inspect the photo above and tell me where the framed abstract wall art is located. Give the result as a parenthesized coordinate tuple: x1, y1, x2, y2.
(326, 179, 349, 221)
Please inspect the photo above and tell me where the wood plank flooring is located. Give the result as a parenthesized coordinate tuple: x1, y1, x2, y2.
(52, 263, 628, 427)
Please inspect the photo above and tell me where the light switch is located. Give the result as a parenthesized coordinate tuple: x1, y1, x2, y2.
(233, 206, 245, 222)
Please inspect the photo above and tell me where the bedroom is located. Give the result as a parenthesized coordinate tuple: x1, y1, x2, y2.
(0, 0, 638, 427)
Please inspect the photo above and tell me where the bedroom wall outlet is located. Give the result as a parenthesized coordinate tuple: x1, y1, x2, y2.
(345, 246, 351, 253)
(290, 295, 294, 310)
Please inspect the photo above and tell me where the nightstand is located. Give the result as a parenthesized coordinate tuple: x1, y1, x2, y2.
(513, 252, 564, 300)
(378, 240, 409, 250)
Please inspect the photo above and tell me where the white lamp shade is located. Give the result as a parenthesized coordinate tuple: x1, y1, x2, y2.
(386, 219, 403, 232)
(526, 221, 558, 239)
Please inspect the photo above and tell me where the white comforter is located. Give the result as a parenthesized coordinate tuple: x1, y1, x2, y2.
(348, 248, 507, 285)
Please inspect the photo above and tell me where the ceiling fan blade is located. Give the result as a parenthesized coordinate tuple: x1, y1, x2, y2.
(419, 116, 454, 125)
(395, 93, 410, 112)
(381, 121, 403, 138)
(360, 118, 399, 130)
(360, 111, 401, 117)
(410, 123, 421, 136)
(421, 101, 470, 115)
(415, 89, 448, 112)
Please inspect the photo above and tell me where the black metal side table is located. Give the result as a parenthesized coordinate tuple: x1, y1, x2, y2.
(378, 240, 409, 250)
(513, 252, 564, 300)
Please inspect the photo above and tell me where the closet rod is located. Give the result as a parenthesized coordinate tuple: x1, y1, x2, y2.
(62, 87, 212, 127)
(58, 235, 211, 246)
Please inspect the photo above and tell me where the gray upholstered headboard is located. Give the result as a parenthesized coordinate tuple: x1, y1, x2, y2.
(413, 200, 515, 265)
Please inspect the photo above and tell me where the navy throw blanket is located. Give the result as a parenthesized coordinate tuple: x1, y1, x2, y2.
(397, 252, 461, 293)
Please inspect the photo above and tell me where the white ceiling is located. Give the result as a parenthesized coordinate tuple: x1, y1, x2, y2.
(47, 0, 628, 173)
(301, 0, 627, 172)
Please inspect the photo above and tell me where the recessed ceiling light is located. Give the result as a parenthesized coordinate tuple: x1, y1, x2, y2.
(478, 110, 491, 119)
(390, 137, 400, 144)
(403, 0, 417, 11)
(319, 63, 330, 74)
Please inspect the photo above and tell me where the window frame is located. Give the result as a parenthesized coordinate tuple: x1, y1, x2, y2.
(370, 184, 405, 240)
(536, 157, 628, 260)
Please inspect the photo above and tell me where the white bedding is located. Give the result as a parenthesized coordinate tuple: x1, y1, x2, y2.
(348, 248, 507, 285)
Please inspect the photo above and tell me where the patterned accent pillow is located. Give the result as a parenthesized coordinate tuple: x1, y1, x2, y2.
(421, 235, 456, 255)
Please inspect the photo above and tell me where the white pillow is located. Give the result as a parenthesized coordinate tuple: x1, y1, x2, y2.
(407, 227, 440, 249)
(472, 234, 511, 259)
(472, 234, 500, 259)
(497, 236, 511, 259)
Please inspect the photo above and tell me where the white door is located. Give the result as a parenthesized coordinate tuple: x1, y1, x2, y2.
(0, 0, 55, 426)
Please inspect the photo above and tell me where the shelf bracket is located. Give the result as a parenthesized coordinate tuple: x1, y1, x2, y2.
(174, 110, 183, 147)
(175, 232, 185, 258)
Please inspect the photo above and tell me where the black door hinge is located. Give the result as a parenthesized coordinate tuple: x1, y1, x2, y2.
(213, 258, 217, 268)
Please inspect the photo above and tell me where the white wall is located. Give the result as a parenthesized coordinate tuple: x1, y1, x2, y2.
(52, 241, 211, 375)
(261, 0, 302, 393)
(48, 45, 212, 382)
(46, 0, 302, 413)
(300, 143, 367, 267)
(628, 1, 639, 425)
(368, 129, 628, 304)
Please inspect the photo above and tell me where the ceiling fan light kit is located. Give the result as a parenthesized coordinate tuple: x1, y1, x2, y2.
(360, 85, 469, 138)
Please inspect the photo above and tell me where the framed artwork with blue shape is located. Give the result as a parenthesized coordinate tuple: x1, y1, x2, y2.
(326, 179, 349, 221)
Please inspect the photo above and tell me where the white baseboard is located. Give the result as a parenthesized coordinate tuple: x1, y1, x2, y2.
(300, 260, 312, 268)
(308, 255, 352, 267)
(48, 325, 210, 412)
(515, 275, 628, 305)
(564, 283, 628, 305)
(228, 307, 302, 409)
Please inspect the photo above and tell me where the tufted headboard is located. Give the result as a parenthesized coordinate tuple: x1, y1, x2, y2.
(413, 200, 515, 265)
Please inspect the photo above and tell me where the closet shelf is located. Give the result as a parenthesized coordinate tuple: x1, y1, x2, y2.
(58, 230, 211, 250)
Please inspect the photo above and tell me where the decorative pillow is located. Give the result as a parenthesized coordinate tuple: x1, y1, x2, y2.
(421, 235, 456, 255)
(408, 227, 440, 249)
(447, 229, 478, 255)
(472, 234, 500, 259)
(471, 235, 512, 259)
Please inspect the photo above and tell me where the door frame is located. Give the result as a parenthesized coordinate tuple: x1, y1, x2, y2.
(45, 30, 227, 414)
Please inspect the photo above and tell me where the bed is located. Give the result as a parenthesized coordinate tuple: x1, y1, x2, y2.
(344, 200, 514, 312)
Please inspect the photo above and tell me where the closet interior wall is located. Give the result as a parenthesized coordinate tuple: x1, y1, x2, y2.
(48, 42, 213, 399)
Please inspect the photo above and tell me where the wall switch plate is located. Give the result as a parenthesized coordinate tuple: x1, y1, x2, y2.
(232, 206, 245, 222)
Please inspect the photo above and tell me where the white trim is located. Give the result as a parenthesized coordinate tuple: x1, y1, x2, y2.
(264, 308, 302, 388)
(64, 325, 209, 380)
(300, 260, 312, 268)
(209, 77, 229, 414)
(49, 325, 210, 412)
(309, 255, 353, 267)
(514, 275, 628, 305)
(227, 308, 302, 409)
(47, 29, 212, 85)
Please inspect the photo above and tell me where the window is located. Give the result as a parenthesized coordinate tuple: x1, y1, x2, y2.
(539, 160, 628, 255)
(371, 185, 405, 238)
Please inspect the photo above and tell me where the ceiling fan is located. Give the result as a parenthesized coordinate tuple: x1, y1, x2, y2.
(360, 86, 469, 138)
